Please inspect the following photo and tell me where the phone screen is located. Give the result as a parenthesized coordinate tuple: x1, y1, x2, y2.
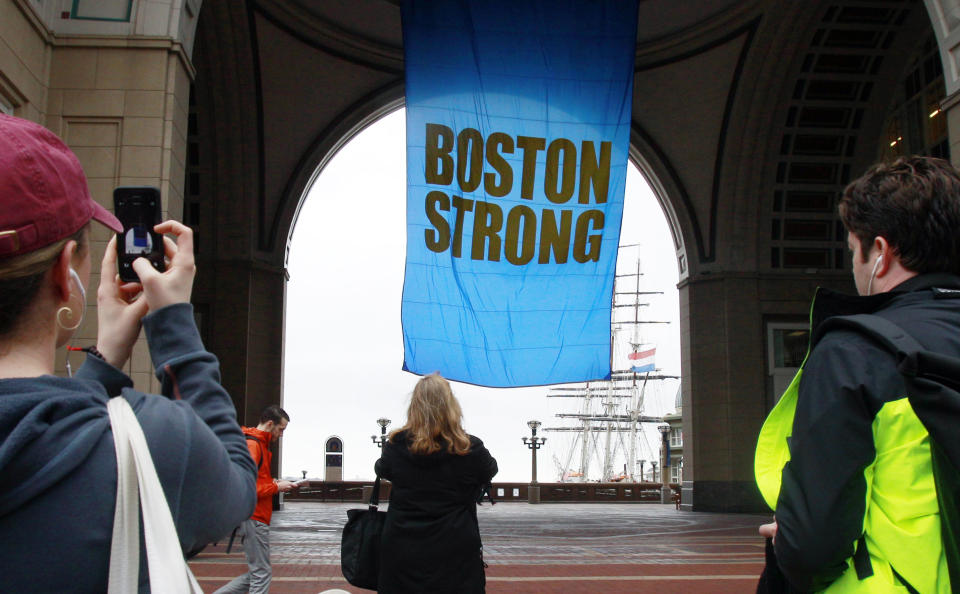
(114, 187, 165, 282)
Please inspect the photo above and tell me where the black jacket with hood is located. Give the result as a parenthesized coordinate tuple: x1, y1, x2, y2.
(375, 431, 498, 594)
(0, 303, 256, 593)
(772, 273, 960, 592)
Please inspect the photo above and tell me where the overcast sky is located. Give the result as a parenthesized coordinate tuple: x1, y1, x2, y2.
(280, 108, 680, 482)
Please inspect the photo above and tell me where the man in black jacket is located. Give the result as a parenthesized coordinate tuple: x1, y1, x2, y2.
(755, 156, 960, 593)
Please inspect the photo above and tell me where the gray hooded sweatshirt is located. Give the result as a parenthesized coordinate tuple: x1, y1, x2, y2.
(0, 303, 256, 592)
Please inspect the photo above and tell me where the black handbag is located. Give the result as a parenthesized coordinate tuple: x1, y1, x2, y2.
(341, 473, 387, 590)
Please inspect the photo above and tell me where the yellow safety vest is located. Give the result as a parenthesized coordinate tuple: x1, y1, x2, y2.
(755, 340, 948, 592)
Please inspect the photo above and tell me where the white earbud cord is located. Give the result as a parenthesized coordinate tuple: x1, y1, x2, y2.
(63, 267, 87, 377)
(866, 256, 882, 296)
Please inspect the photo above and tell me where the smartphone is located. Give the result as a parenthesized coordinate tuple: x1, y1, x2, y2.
(113, 186, 165, 282)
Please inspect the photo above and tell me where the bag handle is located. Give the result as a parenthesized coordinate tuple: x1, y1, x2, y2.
(107, 396, 203, 593)
(369, 444, 388, 509)
(368, 474, 382, 509)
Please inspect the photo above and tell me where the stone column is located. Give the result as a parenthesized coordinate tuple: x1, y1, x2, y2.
(925, 1, 960, 164)
(206, 261, 286, 422)
(46, 42, 194, 391)
(680, 274, 769, 512)
(0, 0, 202, 391)
(659, 425, 672, 504)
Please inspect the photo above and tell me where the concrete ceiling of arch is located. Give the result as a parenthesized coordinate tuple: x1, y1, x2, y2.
(206, 0, 929, 269)
(270, 0, 749, 46)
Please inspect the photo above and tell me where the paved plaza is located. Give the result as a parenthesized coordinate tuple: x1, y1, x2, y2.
(191, 501, 768, 593)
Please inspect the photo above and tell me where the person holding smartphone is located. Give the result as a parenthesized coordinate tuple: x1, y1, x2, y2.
(0, 114, 256, 591)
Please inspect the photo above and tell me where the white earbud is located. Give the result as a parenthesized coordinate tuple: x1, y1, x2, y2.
(69, 267, 85, 304)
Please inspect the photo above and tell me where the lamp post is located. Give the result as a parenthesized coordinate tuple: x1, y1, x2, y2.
(522, 420, 547, 503)
(371, 417, 391, 448)
(651, 461, 658, 483)
(638, 459, 646, 483)
(658, 424, 672, 504)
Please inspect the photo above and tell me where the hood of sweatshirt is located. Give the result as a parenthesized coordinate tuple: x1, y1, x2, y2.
(0, 375, 111, 517)
(242, 426, 271, 449)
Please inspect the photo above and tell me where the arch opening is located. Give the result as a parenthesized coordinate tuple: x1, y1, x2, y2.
(280, 107, 687, 487)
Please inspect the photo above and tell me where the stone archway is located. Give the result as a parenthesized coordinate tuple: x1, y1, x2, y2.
(184, 0, 952, 511)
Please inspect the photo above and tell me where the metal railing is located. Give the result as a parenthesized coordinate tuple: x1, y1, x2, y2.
(284, 481, 680, 503)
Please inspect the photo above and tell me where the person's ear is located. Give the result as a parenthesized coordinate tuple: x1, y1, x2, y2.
(51, 240, 79, 302)
(873, 236, 891, 276)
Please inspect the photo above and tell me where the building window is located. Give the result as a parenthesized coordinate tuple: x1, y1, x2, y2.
(881, 35, 948, 161)
(71, 0, 133, 21)
(771, 325, 808, 368)
(670, 457, 683, 483)
(669, 427, 683, 447)
(767, 322, 810, 405)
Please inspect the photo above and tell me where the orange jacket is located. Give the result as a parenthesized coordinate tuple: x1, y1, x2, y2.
(243, 426, 278, 524)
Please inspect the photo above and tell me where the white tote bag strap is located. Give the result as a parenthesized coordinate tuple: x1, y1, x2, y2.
(107, 396, 203, 593)
(108, 396, 140, 593)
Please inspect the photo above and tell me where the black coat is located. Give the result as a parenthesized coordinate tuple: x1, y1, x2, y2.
(374, 432, 498, 594)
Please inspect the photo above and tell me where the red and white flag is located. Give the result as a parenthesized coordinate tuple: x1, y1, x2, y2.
(628, 346, 656, 373)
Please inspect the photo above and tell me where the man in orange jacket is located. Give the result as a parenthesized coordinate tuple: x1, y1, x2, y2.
(215, 405, 297, 594)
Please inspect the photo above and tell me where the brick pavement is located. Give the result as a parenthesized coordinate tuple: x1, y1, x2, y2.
(191, 501, 768, 593)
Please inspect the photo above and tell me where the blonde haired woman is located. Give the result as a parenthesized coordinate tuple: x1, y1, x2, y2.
(375, 373, 498, 593)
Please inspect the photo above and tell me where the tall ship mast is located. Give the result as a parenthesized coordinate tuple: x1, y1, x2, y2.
(545, 245, 679, 482)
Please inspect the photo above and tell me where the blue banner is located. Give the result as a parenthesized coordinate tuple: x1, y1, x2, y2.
(401, 0, 638, 387)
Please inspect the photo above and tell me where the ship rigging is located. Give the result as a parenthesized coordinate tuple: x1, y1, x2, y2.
(545, 244, 679, 482)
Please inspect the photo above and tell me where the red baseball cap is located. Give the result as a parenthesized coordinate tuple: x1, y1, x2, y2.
(0, 113, 122, 258)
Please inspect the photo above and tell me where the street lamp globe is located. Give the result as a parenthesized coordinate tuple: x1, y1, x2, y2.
(372, 417, 392, 447)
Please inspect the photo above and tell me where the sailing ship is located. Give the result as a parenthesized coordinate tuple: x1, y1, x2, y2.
(545, 244, 679, 483)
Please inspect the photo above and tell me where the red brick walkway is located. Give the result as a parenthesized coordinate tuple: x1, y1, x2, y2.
(191, 502, 767, 593)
